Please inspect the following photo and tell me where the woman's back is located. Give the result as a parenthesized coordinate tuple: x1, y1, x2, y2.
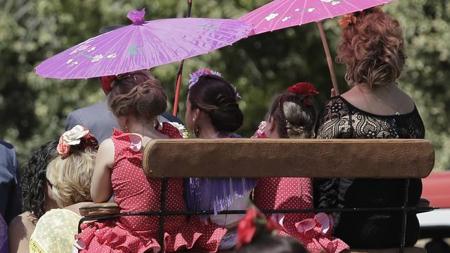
(315, 95, 424, 248)
(318, 93, 425, 139)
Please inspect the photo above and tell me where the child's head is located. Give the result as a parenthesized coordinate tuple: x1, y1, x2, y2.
(23, 139, 59, 218)
(107, 70, 167, 128)
(46, 148, 96, 208)
(46, 125, 98, 208)
(266, 82, 319, 138)
(186, 68, 243, 136)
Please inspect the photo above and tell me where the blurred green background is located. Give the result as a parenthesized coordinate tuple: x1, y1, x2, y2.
(0, 0, 448, 170)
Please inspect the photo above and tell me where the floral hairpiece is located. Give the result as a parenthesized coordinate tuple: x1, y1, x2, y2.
(254, 121, 268, 139)
(100, 72, 141, 94)
(188, 68, 242, 100)
(188, 68, 222, 89)
(237, 207, 283, 248)
(57, 125, 98, 159)
(339, 7, 382, 29)
(101, 75, 116, 94)
(287, 82, 319, 106)
(339, 13, 358, 29)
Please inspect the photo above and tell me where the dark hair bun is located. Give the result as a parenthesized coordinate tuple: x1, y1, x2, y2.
(210, 103, 243, 132)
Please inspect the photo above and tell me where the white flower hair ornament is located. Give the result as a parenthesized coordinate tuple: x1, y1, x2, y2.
(56, 125, 98, 159)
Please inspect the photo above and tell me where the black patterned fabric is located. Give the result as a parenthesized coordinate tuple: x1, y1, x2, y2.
(314, 96, 424, 248)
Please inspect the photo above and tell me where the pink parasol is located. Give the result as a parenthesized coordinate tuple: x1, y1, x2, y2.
(240, 0, 392, 94)
(35, 9, 253, 80)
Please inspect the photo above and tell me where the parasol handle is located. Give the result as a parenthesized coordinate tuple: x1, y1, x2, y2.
(316, 22, 340, 95)
(172, 0, 193, 116)
(172, 61, 184, 116)
(187, 0, 193, 17)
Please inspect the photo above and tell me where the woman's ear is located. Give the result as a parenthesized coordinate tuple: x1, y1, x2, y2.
(192, 108, 201, 124)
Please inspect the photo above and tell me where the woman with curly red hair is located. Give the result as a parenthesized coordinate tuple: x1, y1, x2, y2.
(314, 7, 425, 249)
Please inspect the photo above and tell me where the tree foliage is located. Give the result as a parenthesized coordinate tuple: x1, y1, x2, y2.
(0, 0, 448, 169)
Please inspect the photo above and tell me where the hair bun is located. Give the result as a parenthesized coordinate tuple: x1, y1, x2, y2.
(210, 103, 243, 133)
(108, 71, 167, 121)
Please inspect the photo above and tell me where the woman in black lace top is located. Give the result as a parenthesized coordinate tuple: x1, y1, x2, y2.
(314, 8, 425, 248)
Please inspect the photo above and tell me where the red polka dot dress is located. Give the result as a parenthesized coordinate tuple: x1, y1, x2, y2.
(253, 133, 349, 253)
(77, 126, 226, 253)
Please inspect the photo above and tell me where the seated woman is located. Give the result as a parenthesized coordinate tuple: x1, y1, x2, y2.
(8, 126, 97, 253)
(252, 82, 348, 253)
(314, 7, 424, 249)
(184, 68, 256, 250)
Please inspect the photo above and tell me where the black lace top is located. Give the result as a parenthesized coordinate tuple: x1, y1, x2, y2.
(314, 96, 425, 248)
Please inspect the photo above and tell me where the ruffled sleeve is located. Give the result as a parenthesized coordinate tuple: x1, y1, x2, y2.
(292, 213, 349, 253)
(157, 122, 186, 139)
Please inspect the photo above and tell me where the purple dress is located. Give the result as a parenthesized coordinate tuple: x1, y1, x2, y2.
(185, 134, 256, 215)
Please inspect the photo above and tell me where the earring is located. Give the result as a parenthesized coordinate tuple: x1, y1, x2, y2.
(194, 127, 200, 138)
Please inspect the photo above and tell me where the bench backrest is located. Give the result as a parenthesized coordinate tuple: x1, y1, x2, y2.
(143, 139, 434, 178)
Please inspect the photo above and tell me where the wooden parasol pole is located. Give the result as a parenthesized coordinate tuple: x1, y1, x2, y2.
(172, 0, 193, 116)
(316, 21, 340, 95)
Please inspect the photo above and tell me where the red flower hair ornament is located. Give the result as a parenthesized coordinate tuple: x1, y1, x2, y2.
(57, 125, 99, 159)
(237, 207, 283, 248)
(100, 75, 116, 94)
(287, 82, 319, 106)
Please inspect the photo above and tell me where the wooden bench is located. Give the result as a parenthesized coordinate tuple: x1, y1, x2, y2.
(81, 139, 435, 253)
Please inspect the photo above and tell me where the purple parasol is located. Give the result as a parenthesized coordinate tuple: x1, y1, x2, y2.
(35, 9, 253, 79)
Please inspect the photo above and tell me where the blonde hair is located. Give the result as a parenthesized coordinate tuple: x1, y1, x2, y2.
(46, 148, 96, 207)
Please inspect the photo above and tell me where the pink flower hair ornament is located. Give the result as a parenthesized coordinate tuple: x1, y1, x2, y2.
(57, 125, 99, 159)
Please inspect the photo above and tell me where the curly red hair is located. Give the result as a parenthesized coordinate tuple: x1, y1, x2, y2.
(336, 7, 406, 88)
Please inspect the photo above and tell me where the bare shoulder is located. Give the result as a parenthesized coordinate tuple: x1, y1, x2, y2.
(97, 138, 115, 166)
(9, 212, 36, 233)
(342, 85, 416, 114)
(9, 212, 36, 253)
(394, 86, 416, 108)
(99, 138, 114, 150)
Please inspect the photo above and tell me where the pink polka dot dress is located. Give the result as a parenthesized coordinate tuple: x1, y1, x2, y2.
(253, 132, 349, 253)
(77, 127, 227, 253)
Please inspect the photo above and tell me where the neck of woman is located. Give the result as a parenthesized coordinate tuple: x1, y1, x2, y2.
(354, 82, 397, 94)
(197, 123, 221, 139)
(127, 118, 162, 139)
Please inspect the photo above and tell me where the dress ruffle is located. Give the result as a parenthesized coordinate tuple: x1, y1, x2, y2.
(292, 213, 349, 253)
(77, 216, 228, 252)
